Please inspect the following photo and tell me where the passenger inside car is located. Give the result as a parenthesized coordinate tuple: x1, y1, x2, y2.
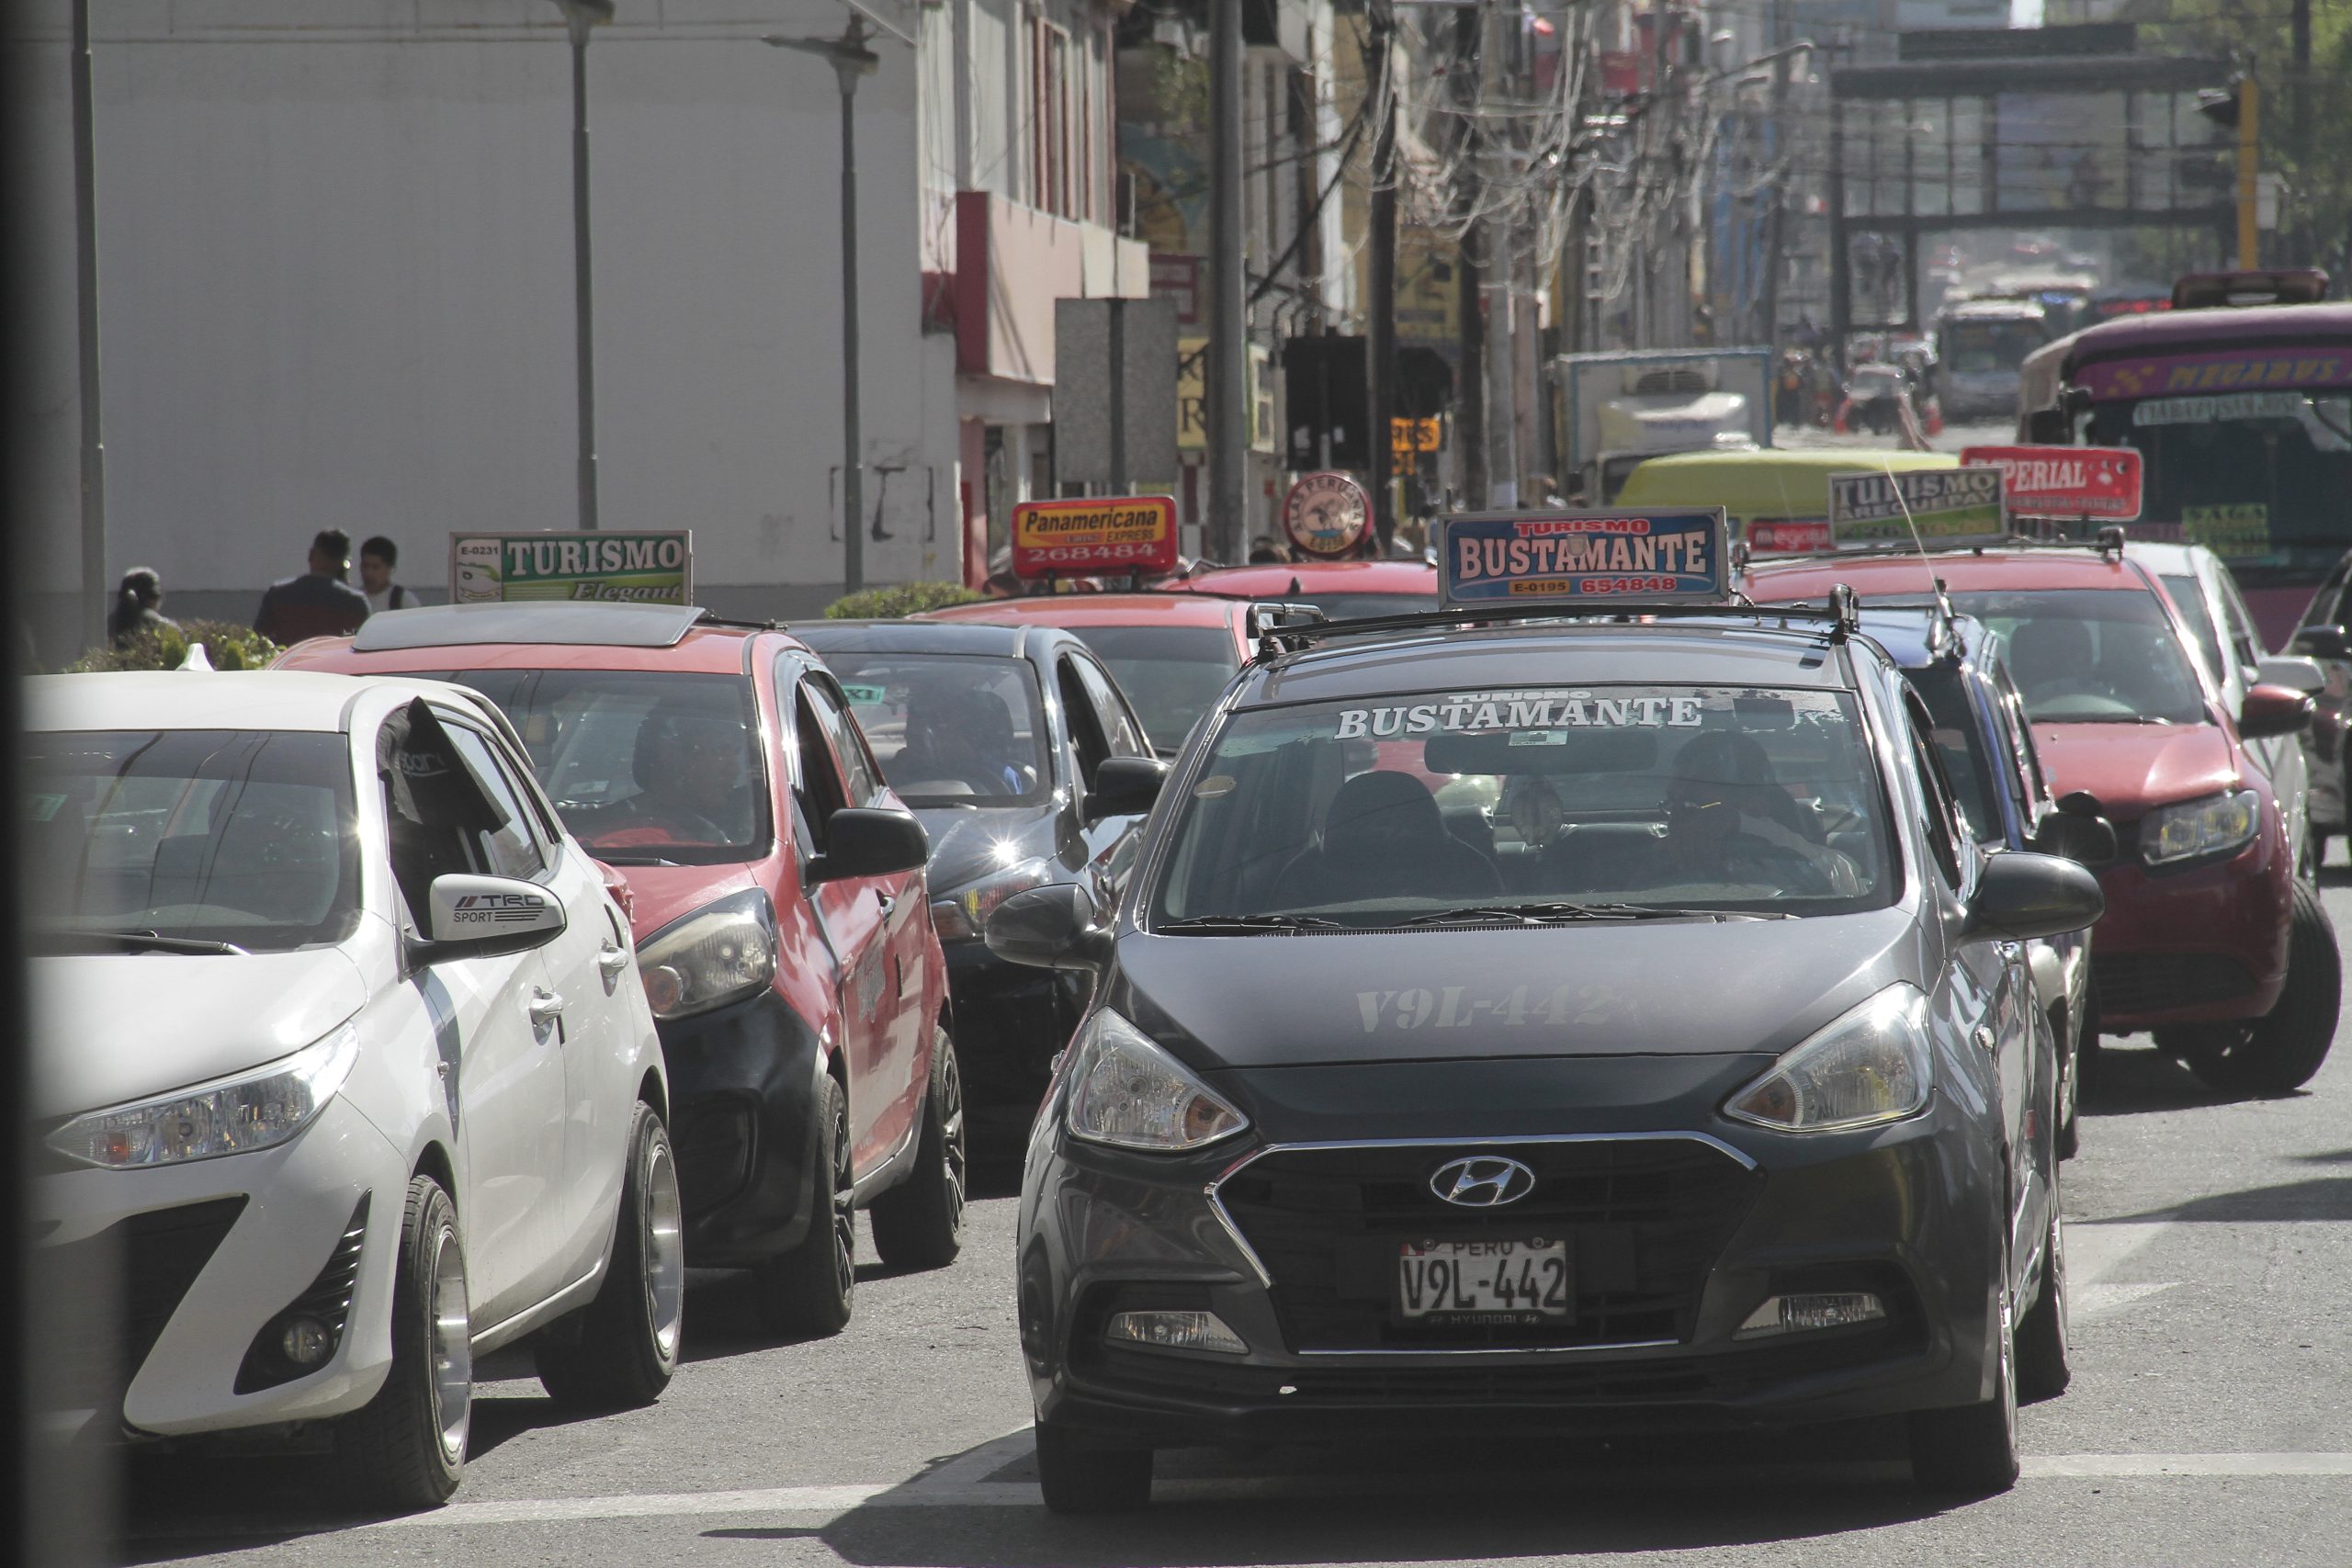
(1280, 771, 1502, 906)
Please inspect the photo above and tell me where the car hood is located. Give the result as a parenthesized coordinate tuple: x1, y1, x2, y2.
(616, 863, 762, 941)
(32, 950, 368, 1121)
(914, 804, 1063, 892)
(2032, 721, 2239, 817)
(1115, 909, 1917, 1069)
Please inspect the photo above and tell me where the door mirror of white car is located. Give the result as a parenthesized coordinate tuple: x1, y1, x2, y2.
(2256, 654, 2325, 696)
(2292, 624, 2352, 663)
(417, 873, 569, 962)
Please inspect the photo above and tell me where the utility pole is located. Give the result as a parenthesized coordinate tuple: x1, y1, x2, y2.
(767, 17, 881, 592)
(2236, 73, 2260, 270)
(1758, 0, 1791, 352)
(553, 1, 613, 531)
(1207, 0, 1248, 561)
(2291, 0, 2312, 265)
(1453, 6, 1487, 507)
(72, 0, 107, 651)
(1480, 0, 1518, 505)
(1366, 4, 1397, 550)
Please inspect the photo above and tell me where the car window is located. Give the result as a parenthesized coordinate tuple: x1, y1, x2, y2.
(1902, 696, 1966, 891)
(1946, 588, 2210, 725)
(1153, 683, 1894, 925)
(791, 683, 850, 858)
(2216, 570, 2267, 666)
(22, 729, 363, 953)
(1072, 655, 1150, 760)
(1071, 625, 1238, 752)
(1987, 658, 2051, 824)
(825, 652, 1050, 807)
(1905, 666, 2002, 847)
(2160, 573, 2228, 691)
(804, 676, 884, 806)
(1057, 657, 1113, 789)
(443, 722, 548, 881)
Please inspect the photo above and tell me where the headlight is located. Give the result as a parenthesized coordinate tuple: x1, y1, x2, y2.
(1064, 1008, 1249, 1153)
(2142, 788, 2260, 867)
(638, 889, 776, 1020)
(48, 1022, 360, 1169)
(1724, 985, 1931, 1134)
(930, 857, 1056, 943)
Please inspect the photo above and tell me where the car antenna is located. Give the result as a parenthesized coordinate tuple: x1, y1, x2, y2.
(1881, 459, 1959, 630)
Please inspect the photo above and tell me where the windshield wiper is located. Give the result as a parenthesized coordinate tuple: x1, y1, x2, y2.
(594, 852, 683, 867)
(44, 928, 250, 956)
(1157, 913, 1342, 934)
(1400, 902, 1792, 927)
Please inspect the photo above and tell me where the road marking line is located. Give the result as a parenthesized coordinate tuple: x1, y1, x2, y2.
(2067, 1220, 2172, 1287)
(358, 1483, 1033, 1529)
(2072, 1280, 2181, 1320)
(2025, 1454, 2352, 1478)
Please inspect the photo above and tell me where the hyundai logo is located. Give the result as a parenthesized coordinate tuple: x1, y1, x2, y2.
(1429, 1156, 1536, 1208)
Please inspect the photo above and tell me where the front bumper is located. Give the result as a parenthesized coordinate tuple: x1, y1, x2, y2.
(1017, 1055, 2005, 1447)
(942, 939, 1084, 1109)
(2086, 832, 2292, 1032)
(658, 988, 826, 1267)
(30, 1097, 405, 1441)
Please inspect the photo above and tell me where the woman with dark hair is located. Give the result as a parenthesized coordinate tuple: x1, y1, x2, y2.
(107, 568, 177, 648)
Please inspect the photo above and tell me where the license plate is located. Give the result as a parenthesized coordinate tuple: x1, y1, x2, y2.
(1396, 1237, 1572, 1320)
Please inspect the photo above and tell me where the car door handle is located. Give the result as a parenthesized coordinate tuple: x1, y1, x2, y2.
(1973, 1024, 1997, 1055)
(597, 945, 632, 978)
(528, 989, 567, 1025)
(875, 889, 895, 916)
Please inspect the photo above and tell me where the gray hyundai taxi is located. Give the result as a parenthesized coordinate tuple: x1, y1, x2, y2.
(985, 509, 2103, 1511)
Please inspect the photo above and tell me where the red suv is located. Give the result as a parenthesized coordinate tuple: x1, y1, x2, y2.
(1749, 546, 2338, 1095)
(280, 603, 962, 1335)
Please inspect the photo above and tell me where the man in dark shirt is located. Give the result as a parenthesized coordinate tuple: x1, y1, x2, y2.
(254, 529, 371, 646)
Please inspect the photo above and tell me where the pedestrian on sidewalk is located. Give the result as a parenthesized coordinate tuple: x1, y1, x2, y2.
(107, 567, 178, 648)
(360, 536, 418, 614)
(254, 529, 370, 646)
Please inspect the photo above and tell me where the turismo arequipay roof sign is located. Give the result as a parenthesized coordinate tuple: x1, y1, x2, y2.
(1438, 507, 1729, 609)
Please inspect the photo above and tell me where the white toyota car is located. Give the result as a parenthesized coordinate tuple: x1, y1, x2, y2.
(28, 671, 681, 1508)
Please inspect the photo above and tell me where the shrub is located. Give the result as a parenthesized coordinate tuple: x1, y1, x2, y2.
(65, 620, 281, 673)
(823, 581, 982, 619)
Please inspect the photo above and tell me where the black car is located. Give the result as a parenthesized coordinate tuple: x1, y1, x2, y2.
(789, 620, 1164, 1131)
(986, 602, 2100, 1509)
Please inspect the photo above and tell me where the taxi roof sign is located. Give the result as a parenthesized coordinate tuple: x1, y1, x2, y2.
(1010, 494, 1180, 580)
(1438, 508, 1730, 610)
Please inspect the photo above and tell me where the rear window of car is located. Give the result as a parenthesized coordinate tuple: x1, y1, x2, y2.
(1068, 626, 1238, 756)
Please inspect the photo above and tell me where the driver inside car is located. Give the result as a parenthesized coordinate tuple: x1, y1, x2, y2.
(594, 708, 751, 846)
(893, 684, 1030, 798)
(1662, 731, 1860, 896)
(2007, 615, 2098, 709)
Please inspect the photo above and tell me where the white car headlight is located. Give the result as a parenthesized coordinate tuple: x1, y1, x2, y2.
(2142, 788, 2260, 867)
(1064, 1008, 1249, 1153)
(48, 1022, 361, 1170)
(1724, 985, 1932, 1134)
(637, 889, 777, 1021)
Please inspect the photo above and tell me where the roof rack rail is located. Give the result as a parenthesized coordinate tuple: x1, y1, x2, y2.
(1245, 601, 1326, 654)
(1250, 593, 1865, 658)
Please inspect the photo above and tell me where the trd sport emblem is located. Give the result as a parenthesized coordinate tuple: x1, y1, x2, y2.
(1430, 1156, 1536, 1208)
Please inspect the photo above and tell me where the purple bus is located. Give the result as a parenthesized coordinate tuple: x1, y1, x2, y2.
(2017, 280, 2352, 647)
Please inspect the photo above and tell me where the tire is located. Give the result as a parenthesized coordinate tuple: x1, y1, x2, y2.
(335, 1175, 469, 1510)
(1909, 1277, 2020, 1495)
(536, 1102, 685, 1410)
(756, 1074, 854, 1338)
(2017, 1178, 2071, 1404)
(2053, 1007, 2082, 1162)
(2183, 880, 2341, 1095)
(869, 1025, 967, 1271)
(1035, 1420, 1152, 1514)
(2312, 829, 2330, 874)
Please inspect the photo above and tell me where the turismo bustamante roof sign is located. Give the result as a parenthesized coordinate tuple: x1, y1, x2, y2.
(1438, 508, 1729, 609)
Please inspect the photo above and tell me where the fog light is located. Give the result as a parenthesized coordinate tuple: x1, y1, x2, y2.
(279, 1315, 334, 1366)
(1104, 1309, 1247, 1355)
(1735, 1292, 1885, 1338)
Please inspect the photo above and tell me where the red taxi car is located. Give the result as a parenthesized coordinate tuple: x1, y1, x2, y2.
(278, 603, 965, 1336)
(1159, 558, 1439, 621)
(1748, 547, 2338, 1095)
(920, 594, 1252, 758)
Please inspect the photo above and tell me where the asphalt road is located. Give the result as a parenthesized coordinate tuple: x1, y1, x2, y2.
(100, 852, 2352, 1568)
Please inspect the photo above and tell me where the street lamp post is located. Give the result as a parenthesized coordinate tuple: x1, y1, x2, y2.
(553, 0, 613, 531)
(767, 19, 879, 595)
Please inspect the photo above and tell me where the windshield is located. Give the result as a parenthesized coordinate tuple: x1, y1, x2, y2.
(1069, 626, 1237, 756)
(1152, 685, 1894, 926)
(825, 653, 1051, 807)
(24, 730, 362, 953)
(2089, 392, 2352, 591)
(1946, 589, 2209, 725)
(1944, 321, 2046, 375)
(431, 670, 770, 863)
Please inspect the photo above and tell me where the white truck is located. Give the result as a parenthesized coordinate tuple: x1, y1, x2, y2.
(1554, 348, 1773, 505)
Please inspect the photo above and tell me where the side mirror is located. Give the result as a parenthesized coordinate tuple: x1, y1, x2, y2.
(985, 883, 1110, 972)
(2291, 624, 2352, 663)
(2024, 407, 2069, 444)
(2034, 807, 2116, 869)
(809, 807, 930, 883)
(2237, 682, 2315, 741)
(1962, 851, 2106, 943)
(418, 874, 568, 961)
(1081, 756, 1170, 826)
(2257, 654, 2325, 695)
